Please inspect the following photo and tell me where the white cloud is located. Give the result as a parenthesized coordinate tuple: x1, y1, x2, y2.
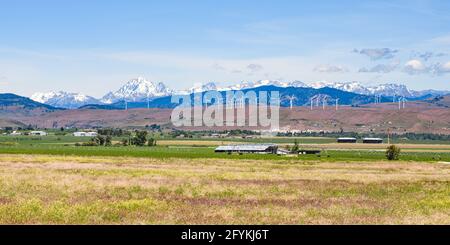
(403, 59, 450, 76)
(212, 63, 226, 71)
(246, 64, 264, 72)
(430, 35, 450, 45)
(431, 61, 450, 75)
(403, 59, 428, 75)
(353, 48, 398, 60)
(415, 51, 447, 61)
(359, 63, 398, 73)
(314, 64, 349, 73)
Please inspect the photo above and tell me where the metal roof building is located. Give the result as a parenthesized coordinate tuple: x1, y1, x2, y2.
(215, 144, 278, 154)
(30, 131, 47, 136)
(363, 138, 383, 144)
(337, 137, 357, 143)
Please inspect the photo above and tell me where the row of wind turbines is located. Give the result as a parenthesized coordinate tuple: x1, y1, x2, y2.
(121, 93, 408, 111)
(284, 94, 408, 111)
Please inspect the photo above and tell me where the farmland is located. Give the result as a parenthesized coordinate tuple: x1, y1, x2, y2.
(0, 135, 449, 224)
(0, 154, 449, 224)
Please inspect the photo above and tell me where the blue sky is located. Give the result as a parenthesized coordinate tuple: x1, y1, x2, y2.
(0, 0, 449, 97)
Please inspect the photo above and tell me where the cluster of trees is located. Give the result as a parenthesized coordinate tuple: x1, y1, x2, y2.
(76, 130, 156, 147)
(76, 135, 112, 147)
(97, 128, 129, 137)
(145, 124, 161, 131)
(169, 129, 260, 138)
(401, 133, 450, 141)
(119, 130, 157, 147)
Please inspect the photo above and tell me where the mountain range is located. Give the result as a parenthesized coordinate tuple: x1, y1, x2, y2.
(29, 77, 449, 109)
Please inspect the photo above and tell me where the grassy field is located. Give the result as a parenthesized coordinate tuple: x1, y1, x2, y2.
(1, 135, 450, 162)
(1, 144, 450, 162)
(0, 154, 448, 224)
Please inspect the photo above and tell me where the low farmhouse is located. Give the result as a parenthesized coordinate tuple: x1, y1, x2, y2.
(30, 131, 47, 136)
(73, 132, 98, 137)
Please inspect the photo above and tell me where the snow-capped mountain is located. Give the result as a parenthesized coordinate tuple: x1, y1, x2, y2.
(289, 80, 309, 88)
(309, 81, 371, 95)
(101, 77, 173, 103)
(306, 81, 424, 97)
(366, 83, 413, 97)
(179, 82, 218, 94)
(221, 80, 306, 91)
(31, 91, 101, 109)
(28, 78, 449, 109)
(410, 89, 450, 98)
(177, 80, 305, 94)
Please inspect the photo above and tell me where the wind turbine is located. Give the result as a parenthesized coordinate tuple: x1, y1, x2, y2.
(335, 98, 340, 111)
(284, 95, 297, 110)
(123, 96, 128, 111)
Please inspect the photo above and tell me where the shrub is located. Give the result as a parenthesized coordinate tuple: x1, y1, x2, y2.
(386, 145, 401, 161)
(82, 141, 98, 147)
(105, 136, 112, 146)
(131, 131, 148, 146)
(291, 139, 299, 152)
(93, 135, 106, 146)
(147, 138, 157, 147)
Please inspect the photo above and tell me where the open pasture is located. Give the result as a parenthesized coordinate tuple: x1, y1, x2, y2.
(0, 154, 448, 224)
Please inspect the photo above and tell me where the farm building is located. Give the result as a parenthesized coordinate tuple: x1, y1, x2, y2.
(298, 150, 322, 155)
(215, 144, 278, 154)
(363, 138, 383, 144)
(337, 137, 357, 143)
(30, 131, 47, 136)
(73, 132, 98, 137)
(10, 131, 22, 136)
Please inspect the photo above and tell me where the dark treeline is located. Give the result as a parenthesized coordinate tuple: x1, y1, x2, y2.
(277, 131, 450, 141)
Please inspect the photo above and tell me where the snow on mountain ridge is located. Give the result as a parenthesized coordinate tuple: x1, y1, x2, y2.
(31, 91, 100, 109)
(29, 78, 448, 108)
(100, 77, 173, 103)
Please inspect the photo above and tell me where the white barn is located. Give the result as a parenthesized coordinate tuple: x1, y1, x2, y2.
(73, 132, 98, 137)
(30, 131, 47, 136)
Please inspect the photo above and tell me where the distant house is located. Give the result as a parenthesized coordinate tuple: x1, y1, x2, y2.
(276, 148, 292, 155)
(215, 144, 278, 154)
(337, 137, 357, 143)
(30, 131, 47, 136)
(73, 132, 98, 137)
(10, 131, 22, 136)
(363, 138, 383, 144)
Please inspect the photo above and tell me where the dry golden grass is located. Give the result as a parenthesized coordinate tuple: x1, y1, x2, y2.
(0, 154, 449, 224)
